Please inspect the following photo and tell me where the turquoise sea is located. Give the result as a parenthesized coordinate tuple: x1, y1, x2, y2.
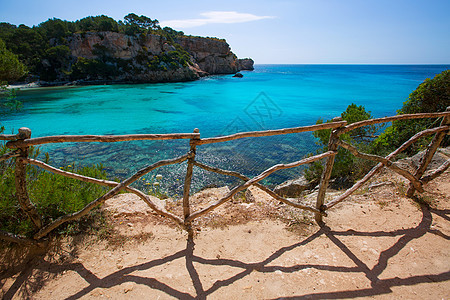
(2, 64, 449, 195)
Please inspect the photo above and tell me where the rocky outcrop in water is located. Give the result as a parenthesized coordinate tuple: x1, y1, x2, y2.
(237, 58, 255, 71)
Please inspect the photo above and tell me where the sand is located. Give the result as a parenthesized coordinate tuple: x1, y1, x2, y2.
(1, 168, 449, 299)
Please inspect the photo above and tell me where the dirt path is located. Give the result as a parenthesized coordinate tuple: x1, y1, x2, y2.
(1, 169, 449, 299)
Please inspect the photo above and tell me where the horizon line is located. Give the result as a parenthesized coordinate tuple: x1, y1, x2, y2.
(253, 63, 450, 66)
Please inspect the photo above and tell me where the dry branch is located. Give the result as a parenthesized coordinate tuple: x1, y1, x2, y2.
(187, 151, 335, 221)
(195, 121, 347, 145)
(0, 230, 43, 246)
(406, 109, 450, 196)
(315, 124, 342, 223)
(340, 111, 450, 134)
(421, 159, 450, 183)
(193, 161, 324, 214)
(6, 133, 200, 148)
(0, 150, 20, 162)
(183, 129, 199, 223)
(336, 140, 423, 192)
(33, 154, 188, 239)
(0, 134, 20, 141)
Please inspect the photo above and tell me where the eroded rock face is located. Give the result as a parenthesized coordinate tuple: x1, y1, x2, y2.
(175, 36, 239, 74)
(66, 32, 247, 82)
(68, 32, 168, 59)
(237, 58, 255, 71)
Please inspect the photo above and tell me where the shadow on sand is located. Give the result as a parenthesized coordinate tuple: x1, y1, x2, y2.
(1, 203, 449, 299)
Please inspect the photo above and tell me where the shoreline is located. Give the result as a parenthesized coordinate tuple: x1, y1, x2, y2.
(4, 73, 239, 91)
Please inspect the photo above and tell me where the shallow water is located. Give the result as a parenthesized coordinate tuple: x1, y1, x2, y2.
(2, 64, 449, 195)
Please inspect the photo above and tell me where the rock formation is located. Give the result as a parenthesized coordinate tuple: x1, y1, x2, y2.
(175, 36, 239, 74)
(61, 31, 251, 84)
(237, 58, 255, 71)
(274, 175, 314, 197)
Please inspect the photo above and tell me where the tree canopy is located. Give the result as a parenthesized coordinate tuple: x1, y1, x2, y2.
(0, 39, 27, 83)
(0, 14, 188, 82)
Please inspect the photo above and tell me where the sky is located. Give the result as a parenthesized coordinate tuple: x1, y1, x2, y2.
(1, 0, 449, 64)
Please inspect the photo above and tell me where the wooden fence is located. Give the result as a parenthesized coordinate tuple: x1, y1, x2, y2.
(1, 108, 449, 245)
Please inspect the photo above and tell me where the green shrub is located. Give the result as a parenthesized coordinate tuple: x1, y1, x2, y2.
(0, 144, 108, 237)
(373, 70, 450, 155)
(304, 104, 379, 184)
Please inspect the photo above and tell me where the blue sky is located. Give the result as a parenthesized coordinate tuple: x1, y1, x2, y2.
(1, 0, 449, 64)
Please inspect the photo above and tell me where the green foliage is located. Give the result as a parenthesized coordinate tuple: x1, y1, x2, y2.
(0, 84, 22, 111)
(76, 15, 119, 33)
(38, 45, 72, 81)
(160, 27, 184, 42)
(0, 39, 27, 82)
(38, 18, 71, 42)
(304, 104, 379, 183)
(0, 144, 108, 237)
(71, 57, 118, 80)
(0, 13, 189, 83)
(373, 70, 450, 154)
(124, 13, 160, 31)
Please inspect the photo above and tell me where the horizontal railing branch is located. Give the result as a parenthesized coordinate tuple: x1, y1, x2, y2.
(0, 150, 20, 162)
(0, 133, 21, 141)
(340, 111, 450, 134)
(187, 151, 336, 222)
(6, 133, 200, 148)
(336, 140, 423, 192)
(193, 161, 324, 215)
(33, 154, 189, 239)
(195, 121, 347, 145)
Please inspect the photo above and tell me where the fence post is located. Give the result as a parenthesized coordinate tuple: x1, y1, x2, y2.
(315, 117, 344, 224)
(14, 127, 43, 230)
(406, 106, 450, 197)
(183, 128, 199, 229)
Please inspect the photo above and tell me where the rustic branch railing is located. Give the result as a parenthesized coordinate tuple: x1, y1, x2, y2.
(1, 108, 449, 244)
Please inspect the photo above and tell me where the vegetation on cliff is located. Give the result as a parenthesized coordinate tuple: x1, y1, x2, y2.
(0, 13, 242, 84)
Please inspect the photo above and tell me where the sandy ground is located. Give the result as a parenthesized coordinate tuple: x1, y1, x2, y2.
(0, 168, 449, 299)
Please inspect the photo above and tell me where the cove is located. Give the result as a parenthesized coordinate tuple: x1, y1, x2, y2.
(2, 64, 449, 195)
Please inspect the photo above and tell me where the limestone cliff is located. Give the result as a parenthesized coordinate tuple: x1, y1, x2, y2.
(175, 36, 239, 74)
(62, 31, 250, 83)
(237, 58, 255, 71)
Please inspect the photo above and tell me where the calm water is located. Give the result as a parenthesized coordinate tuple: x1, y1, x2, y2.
(2, 64, 449, 195)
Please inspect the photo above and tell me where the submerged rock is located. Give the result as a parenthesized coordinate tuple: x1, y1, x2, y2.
(233, 72, 244, 78)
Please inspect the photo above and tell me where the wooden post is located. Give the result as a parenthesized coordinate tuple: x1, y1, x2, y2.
(406, 106, 450, 197)
(14, 127, 43, 230)
(315, 118, 345, 224)
(183, 128, 199, 229)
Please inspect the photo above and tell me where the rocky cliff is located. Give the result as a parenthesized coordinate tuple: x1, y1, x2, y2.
(237, 58, 255, 71)
(175, 36, 239, 74)
(62, 31, 250, 83)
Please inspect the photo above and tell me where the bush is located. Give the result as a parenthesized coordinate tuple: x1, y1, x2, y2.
(0, 144, 108, 237)
(304, 104, 379, 184)
(373, 70, 450, 154)
(0, 39, 27, 82)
